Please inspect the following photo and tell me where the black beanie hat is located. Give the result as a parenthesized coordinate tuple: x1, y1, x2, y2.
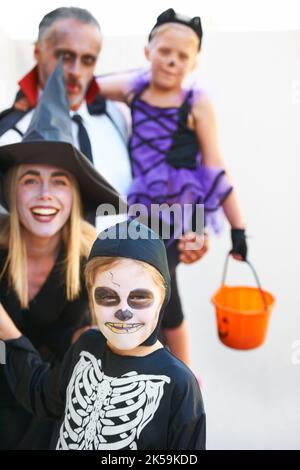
(88, 218, 171, 346)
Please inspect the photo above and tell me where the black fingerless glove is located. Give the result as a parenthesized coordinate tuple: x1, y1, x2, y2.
(230, 228, 247, 260)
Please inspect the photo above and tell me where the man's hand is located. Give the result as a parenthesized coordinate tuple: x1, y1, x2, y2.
(0, 303, 21, 340)
(177, 232, 209, 264)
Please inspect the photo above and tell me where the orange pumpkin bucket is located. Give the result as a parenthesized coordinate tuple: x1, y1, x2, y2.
(211, 254, 275, 350)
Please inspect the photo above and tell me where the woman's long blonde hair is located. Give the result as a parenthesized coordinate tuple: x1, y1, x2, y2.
(0, 165, 96, 308)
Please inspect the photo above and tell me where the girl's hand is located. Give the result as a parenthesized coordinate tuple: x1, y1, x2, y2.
(230, 228, 247, 261)
(0, 303, 21, 340)
(178, 232, 209, 264)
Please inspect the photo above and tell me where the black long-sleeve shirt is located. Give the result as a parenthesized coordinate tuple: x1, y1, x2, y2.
(4, 329, 206, 450)
(0, 247, 90, 449)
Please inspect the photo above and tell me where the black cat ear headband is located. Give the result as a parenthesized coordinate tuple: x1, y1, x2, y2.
(148, 8, 202, 50)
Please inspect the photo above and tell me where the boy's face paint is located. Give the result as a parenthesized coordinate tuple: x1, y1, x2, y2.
(92, 259, 163, 350)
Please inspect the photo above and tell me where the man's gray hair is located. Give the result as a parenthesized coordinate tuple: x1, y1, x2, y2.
(38, 7, 101, 40)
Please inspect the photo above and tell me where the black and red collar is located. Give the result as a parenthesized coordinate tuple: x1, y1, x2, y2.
(18, 65, 100, 108)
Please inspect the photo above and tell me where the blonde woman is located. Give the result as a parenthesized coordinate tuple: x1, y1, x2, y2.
(0, 61, 123, 449)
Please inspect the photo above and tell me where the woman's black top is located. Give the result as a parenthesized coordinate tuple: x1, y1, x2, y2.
(0, 246, 90, 449)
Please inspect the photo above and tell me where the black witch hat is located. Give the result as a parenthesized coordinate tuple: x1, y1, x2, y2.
(0, 60, 126, 215)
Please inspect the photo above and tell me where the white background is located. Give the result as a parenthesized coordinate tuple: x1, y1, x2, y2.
(1, 0, 300, 38)
(0, 0, 300, 450)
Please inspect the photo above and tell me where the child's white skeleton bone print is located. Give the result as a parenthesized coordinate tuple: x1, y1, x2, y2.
(56, 351, 170, 450)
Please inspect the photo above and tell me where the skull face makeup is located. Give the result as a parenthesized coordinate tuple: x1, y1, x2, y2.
(86, 219, 171, 347)
(92, 259, 164, 351)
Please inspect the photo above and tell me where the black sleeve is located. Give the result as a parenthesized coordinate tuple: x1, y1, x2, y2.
(4, 335, 76, 420)
(43, 288, 91, 359)
(167, 376, 206, 450)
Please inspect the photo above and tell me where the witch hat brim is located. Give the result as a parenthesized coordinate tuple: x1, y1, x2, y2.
(0, 58, 127, 215)
(0, 141, 125, 213)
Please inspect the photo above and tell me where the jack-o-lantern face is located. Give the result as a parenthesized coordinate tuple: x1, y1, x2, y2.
(218, 316, 230, 340)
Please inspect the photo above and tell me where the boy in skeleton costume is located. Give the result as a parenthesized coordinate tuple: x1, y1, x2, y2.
(0, 219, 206, 450)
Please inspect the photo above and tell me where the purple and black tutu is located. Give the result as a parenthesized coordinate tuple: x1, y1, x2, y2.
(127, 76, 233, 235)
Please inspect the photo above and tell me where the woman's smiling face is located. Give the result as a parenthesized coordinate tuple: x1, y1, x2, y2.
(16, 164, 73, 239)
(92, 258, 164, 351)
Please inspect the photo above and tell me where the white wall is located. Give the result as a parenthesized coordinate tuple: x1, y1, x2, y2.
(181, 31, 300, 450)
(0, 29, 299, 450)
(0, 28, 21, 109)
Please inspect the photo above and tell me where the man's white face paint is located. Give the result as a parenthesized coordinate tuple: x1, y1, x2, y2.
(92, 259, 163, 351)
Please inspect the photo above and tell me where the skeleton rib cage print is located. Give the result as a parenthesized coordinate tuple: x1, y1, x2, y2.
(57, 351, 171, 450)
